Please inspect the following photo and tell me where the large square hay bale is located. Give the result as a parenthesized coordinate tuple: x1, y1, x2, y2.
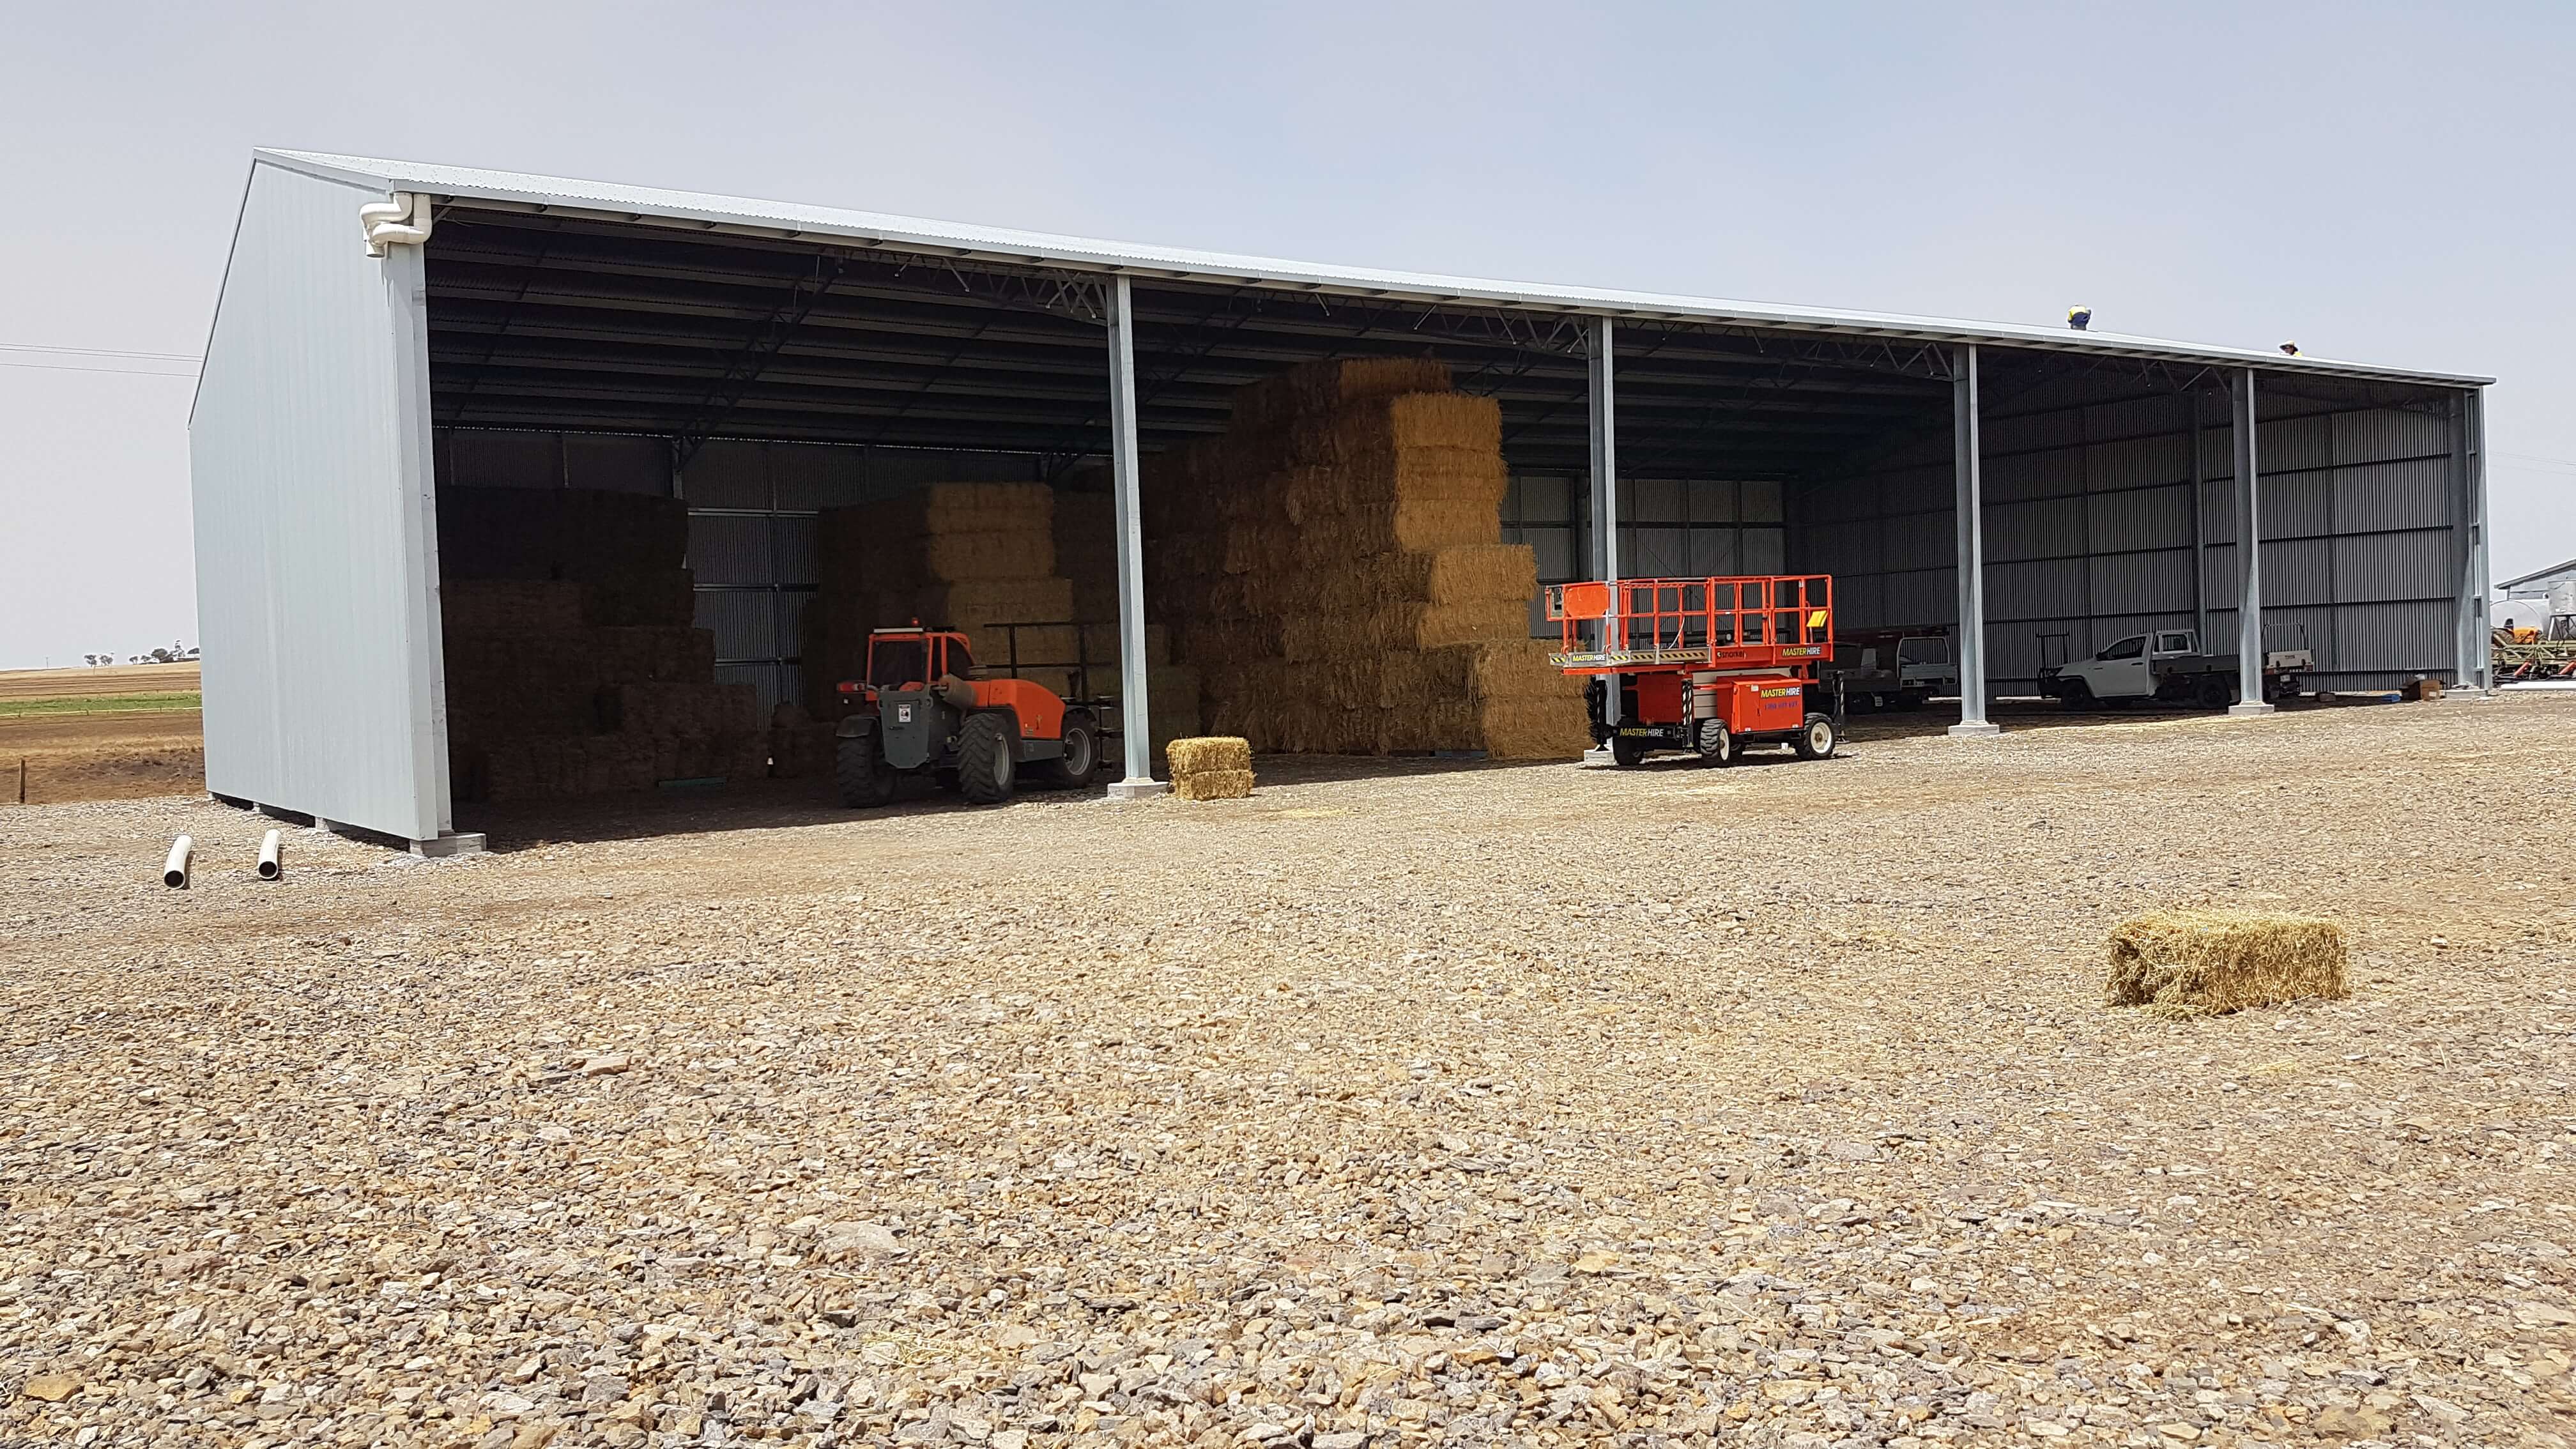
(1166, 735, 1251, 775)
(1172, 769, 1254, 801)
(1166, 735, 1254, 801)
(2105, 910, 2349, 1016)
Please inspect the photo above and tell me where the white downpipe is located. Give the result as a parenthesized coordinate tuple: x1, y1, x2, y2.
(257, 829, 283, 882)
(361, 192, 435, 256)
(163, 835, 194, 890)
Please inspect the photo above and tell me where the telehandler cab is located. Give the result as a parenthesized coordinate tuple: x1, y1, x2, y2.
(831, 626, 1101, 807)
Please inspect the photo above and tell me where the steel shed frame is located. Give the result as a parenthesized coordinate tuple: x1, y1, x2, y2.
(192, 150, 2496, 847)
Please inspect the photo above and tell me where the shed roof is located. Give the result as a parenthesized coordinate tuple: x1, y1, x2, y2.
(259, 149, 2489, 392)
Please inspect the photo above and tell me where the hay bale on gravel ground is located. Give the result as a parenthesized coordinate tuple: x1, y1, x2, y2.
(2105, 910, 2350, 1016)
(1167, 736, 1254, 800)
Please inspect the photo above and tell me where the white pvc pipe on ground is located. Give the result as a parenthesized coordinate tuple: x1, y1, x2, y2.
(257, 829, 282, 881)
(163, 835, 193, 889)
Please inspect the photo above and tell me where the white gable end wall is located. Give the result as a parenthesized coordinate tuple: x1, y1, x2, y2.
(190, 160, 450, 841)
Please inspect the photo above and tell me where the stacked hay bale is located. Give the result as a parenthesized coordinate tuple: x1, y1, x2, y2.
(765, 702, 838, 780)
(436, 487, 760, 802)
(1053, 488, 1202, 755)
(1142, 359, 1589, 758)
(2104, 910, 2350, 1016)
(1166, 736, 1254, 801)
(805, 484, 1075, 703)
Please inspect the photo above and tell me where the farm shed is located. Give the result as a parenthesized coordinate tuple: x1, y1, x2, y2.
(190, 150, 2494, 851)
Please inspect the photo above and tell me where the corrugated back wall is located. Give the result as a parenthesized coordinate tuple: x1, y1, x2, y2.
(1793, 383, 2466, 691)
(1503, 475, 1787, 638)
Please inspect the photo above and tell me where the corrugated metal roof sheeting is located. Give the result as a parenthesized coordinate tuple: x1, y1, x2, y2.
(261, 149, 2492, 388)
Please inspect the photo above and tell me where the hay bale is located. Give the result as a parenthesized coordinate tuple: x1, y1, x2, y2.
(2104, 910, 2350, 1016)
(441, 579, 586, 634)
(1231, 358, 1454, 433)
(1170, 768, 1254, 801)
(1166, 736, 1252, 775)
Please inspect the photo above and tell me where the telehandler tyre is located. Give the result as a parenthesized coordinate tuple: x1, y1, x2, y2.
(955, 712, 1017, 804)
(836, 737, 898, 808)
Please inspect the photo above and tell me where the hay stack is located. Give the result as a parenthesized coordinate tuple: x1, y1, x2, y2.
(1140, 358, 1588, 759)
(1048, 484, 1204, 752)
(2104, 910, 2350, 1016)
(807, 483, 1110, 705)
(436, 488, 758, 803)
(1167, 736, 1254, 801)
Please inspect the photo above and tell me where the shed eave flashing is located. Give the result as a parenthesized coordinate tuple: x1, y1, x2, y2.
(252, 147, 2496, 391)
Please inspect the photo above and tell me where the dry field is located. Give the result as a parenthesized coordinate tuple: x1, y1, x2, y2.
(3, 694, 2572, 1449)
(0, 664, 203, 804)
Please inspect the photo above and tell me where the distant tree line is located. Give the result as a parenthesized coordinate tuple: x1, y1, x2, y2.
(83, 642, 200, 666)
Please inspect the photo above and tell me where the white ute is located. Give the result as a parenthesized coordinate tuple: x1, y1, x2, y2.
(2039, 626, 2311, 709)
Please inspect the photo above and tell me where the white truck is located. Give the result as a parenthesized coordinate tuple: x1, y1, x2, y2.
(2037, 625, 2311, 709)
(1817, 627, 1958, 712)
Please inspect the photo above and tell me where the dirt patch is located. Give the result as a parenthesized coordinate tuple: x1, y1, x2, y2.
(0, 661, 199, 701)
(0, 709, 203, 803)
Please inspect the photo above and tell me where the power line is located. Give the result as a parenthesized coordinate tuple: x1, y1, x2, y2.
(0, 359, 199, 378)
(0, 341, 202, 363)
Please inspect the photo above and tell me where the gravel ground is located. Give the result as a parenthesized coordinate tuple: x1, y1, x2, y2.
(4, 695, 2573, 1449)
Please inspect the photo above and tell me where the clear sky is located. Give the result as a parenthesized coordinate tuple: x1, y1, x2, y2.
(3, 1, 2568, 669)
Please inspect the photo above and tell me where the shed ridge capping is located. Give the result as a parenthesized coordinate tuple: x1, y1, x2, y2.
(252, 147, 2494, 389)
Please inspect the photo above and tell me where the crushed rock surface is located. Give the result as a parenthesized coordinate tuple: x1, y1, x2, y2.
(4, 696, 2573, 1448)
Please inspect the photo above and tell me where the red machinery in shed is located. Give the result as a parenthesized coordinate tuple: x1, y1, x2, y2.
(1545, 574, 1841, 767)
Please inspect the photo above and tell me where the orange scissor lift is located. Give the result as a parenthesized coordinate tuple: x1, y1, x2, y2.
(1544, 574, 1842, 767)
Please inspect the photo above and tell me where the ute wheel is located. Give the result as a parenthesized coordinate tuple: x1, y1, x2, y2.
(2061, 678, 2094, 710)
(1043, 713, 1100, 786)
(1610, 733, 1648, 768)
(1896, 691, 1928, 712)
(2195, 675, 2233, 710)
(1694, 719, 1735, 766)
(835, 735, 898, 808)
(1795, 712, 1838, 760)
(954, 712, 1016, 804)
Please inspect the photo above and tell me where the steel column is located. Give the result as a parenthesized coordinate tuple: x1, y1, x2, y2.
(2188, 390, 2209, 646)
(1588, 316, 1621, 733)
(2466, 387, 2493, 692)
(1103, 275, 1164, 797)
(1947, 345, 1998, 737)
(2228, 368, 2274, 716)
